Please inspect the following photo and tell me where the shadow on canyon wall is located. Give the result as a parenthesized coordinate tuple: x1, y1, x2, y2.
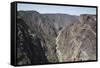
(16, 11, 97, 65)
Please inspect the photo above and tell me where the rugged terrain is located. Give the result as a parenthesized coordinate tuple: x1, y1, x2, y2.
(17, 11, 97, 65)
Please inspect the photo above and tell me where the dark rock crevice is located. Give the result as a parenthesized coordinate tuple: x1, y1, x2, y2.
(17, 19, 48, 65)
(16, 11, 96, 65)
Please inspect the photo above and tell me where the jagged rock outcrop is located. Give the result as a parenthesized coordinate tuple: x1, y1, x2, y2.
(17, 19, 48, 65)
(56, 14, 96, 62)
(17, 11, 97, 65)
(17, 11, 59, 65)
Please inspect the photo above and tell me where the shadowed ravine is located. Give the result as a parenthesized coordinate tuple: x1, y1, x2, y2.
(17, 11, 96, 65)
(17, 19, 49, 65)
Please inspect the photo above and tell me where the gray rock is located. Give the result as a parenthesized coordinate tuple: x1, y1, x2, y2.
(56, 14, 96, 62)
(17, 11, 97, 65)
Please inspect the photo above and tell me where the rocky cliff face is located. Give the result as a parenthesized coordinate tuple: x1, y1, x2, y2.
(56, 14, 96, 62)
(17, 19, 49, 65)
(17, 11, 97, 65)
(17, 11, 59, 65)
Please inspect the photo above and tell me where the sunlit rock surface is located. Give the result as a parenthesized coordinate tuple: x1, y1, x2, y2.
(17, 11, 97, 65)
(56, 14, 96, 62)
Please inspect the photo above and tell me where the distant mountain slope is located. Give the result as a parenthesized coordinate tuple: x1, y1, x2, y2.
(17, 11, 97, 65)
(41, 14, 79, 31)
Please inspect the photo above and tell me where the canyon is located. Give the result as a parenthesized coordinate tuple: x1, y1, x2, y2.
(16, 11, 97, 65)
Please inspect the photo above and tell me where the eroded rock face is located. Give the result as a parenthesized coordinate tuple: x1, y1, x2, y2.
(17, 19, 48, 65)
(17, 11, 97, 65)
(56, 14, 96, 62)
(17, 11, 59, 65)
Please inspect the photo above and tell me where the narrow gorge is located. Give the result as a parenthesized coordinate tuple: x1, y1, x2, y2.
(17, 11, 97, 65)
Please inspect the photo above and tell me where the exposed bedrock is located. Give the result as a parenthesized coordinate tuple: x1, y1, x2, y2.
(17, 11, 97, 65)
(56, 14, 96, 62)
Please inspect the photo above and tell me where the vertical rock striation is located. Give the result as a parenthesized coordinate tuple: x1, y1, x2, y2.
(17, 11, 97, 65)
(56, 14, 96, 62)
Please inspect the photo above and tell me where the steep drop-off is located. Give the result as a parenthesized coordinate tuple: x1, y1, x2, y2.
(56, 14, 96, 62)
(17, 11, 97, 65)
